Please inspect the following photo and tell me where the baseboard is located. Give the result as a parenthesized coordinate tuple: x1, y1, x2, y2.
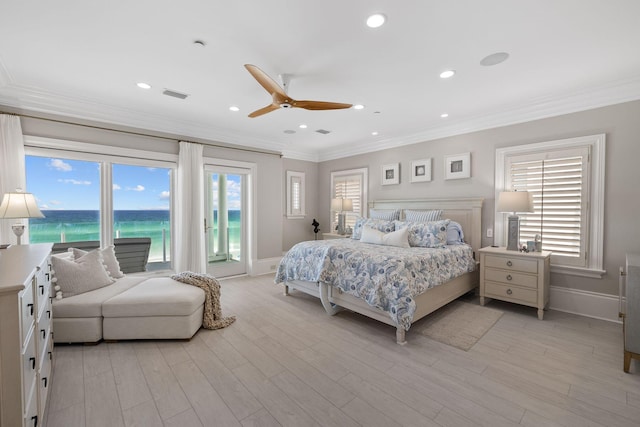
(550, 285, 622, 323)
(249, 257, 282, 276)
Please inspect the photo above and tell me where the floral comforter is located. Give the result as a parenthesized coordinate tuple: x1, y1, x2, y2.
(275, 239, 476, 330)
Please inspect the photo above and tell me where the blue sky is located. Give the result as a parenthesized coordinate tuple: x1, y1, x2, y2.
(25, 156, 242, 210)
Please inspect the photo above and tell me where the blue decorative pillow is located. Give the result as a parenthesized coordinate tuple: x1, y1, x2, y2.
(369, 209, 401, 221)
(395, 219, 450, 248)
(352, 218, 395, 240)
(403, 209, 442, 222)
(446, 221, 465, 245)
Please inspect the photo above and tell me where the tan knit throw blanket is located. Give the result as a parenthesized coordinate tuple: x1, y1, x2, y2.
(171, 271, 236, 330)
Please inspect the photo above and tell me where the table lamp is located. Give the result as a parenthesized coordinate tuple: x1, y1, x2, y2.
(331, 198, 353, 235)
(496, 190, 533, 251)
(0, 190, 45, 245)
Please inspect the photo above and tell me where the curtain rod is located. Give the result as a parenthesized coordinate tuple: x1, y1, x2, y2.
(0, 111, 283, 158)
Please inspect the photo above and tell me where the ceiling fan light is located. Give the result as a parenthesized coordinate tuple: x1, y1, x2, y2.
(441, 113, 449, 118)
(299, 124, 307, 129)
(136, 82, 151, 89)
(439, 70, 455, 79)
(366, 13, 386, 28)
(229, 106, 240, 112)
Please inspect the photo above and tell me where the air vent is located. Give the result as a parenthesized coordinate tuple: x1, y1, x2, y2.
(315, 129, 331, 135)
(162, 89, 189, 99)
(283, 130, 296, 134)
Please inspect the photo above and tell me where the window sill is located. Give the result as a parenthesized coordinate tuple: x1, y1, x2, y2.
(551, 264, 606, 279)
(286, 215, 306, 220)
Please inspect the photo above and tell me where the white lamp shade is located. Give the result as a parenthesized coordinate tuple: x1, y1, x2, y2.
(496, 191, 533, 214)
(341, 199, 353, 212)
(331, 198, 343, 211)
(331, 198, 353, 212)
(0, 192, 45, 219)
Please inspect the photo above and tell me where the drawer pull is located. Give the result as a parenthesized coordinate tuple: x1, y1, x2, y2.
(27, 303, 34, 316)
(45, 272, 50, 281)
(506, 288, 513, 295)
(47, 310, 51, 319)
(29, 356, 36, 370)
(506, 260, 513, 267)
(506, 274, 513, 281)
(39, 284, 44, 295)
(41, 329, 46, 339)
(42, 377, 48, 388)
(31, 415, 38, 427)
(48, 351, 53, 360)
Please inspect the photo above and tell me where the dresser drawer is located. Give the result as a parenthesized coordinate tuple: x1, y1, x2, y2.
(484, 255, 538, 274)
(24, 379, 38, 427)
(484, 268, 538, 288)
(485, 281, 537, 304)
(20, 280, 36, 348)
(38, 353, 52, 419)
(35, 260, 51, 319)
(22, 329, 37, 413)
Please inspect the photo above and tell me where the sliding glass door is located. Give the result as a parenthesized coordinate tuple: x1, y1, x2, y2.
(205, 167, 248, 277)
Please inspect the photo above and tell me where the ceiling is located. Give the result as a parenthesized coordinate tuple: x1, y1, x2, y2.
(1, 1, 640, 162)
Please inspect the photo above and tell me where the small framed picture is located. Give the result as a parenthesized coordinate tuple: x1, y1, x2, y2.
(411, 158, 432, 183)
(382, 163, 399, 185)
(444, 152, 471, 180)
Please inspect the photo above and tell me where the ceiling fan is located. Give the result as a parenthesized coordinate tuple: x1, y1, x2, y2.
(244, 64, 353, 118)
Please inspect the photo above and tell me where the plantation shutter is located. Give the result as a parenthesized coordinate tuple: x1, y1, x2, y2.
(333, 173, 364, 228)
(291, 178, 301, 214)
(506, 147, 590, 267)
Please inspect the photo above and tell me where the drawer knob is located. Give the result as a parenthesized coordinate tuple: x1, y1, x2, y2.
(506, 274, 513, 281)
(29, 356, 36, 370)
(506, 288, 513, 295)
(506, 260, 513, 267)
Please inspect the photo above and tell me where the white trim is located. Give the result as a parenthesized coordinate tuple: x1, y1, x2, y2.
(495, 134, 605, 275)
(330, 167, 368, 227)
(0, 57, 12, 88)
(551, 264, 606, 279)
(549, 286, 621, 323)
(249, 256, 282, 276)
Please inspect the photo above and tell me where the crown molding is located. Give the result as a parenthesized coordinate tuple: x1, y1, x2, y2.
(316, 74, 640, 162)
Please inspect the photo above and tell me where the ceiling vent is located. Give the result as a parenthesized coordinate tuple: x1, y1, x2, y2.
(315, 129, 331, 135)
(162, 89, 189, 99)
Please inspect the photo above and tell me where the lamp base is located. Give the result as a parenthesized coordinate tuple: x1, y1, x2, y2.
(506, 215, 520, 251)
(337, 213, 346, 235)
(11, 223, 25, 245)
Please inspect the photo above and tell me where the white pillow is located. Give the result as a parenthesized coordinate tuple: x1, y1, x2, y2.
(360, 226, 410, 248)
(51, 249, 114, 298)
(72, 246, 124, 278)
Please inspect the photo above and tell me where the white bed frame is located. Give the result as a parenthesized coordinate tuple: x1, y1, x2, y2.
(283, 197, 484, 344)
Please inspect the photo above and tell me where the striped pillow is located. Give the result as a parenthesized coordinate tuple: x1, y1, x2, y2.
(404, 209, 442, 222)
(369, 209, 401, 221)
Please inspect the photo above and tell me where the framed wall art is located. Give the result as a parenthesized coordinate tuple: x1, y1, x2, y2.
(411, 158, 432, 183)
(381, 163, 399, 185)
(444, 152, 471, 180)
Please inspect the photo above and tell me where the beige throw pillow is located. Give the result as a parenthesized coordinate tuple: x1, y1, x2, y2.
(72, 246, 124, 279)
(51, 249, 115, 298)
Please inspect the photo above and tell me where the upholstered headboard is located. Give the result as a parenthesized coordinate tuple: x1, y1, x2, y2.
(368, 198, 484, 256)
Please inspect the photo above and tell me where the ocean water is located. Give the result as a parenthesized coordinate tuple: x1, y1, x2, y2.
(29, 210, 241, 262)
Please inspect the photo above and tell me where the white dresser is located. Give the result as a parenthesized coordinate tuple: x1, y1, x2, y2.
(0, 244, 53, 427)
(479, 246, 551, 320)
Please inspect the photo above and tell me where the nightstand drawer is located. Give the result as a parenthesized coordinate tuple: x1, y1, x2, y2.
(484, 268, 538, 288)
(485, 255, 538, 273)
(485, 281, 537, 304)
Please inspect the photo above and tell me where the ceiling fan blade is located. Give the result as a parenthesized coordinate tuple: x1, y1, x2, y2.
(292, 100, 353, 110)
(248, 103, 280, 118)
(244, 64, 287, 98)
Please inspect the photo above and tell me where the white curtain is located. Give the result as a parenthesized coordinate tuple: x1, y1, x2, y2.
(0, 115, 27, 244)
(174, 141, 206, 273)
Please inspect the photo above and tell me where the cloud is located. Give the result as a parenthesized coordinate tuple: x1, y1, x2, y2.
(113, 184, 121, 190)
(126, 185, 145, 192)
(159, 191, 170, 199)
(39, 204, 49, 209)
(49, 158, 72, 171)
(58, 179, 91, 185)
(49, 200, 62, 205)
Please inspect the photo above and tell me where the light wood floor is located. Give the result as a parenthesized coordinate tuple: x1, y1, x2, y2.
(45, 274, 640, 427)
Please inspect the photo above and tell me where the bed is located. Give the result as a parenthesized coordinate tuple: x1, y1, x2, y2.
(276, 197, 484, 344)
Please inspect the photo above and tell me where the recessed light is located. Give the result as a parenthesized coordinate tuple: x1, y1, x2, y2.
(353, 104, 365, 110)
(480, 52, 509, 66)
(441, 113, 449, 118)
(136, 82, 151, 89)
(371, 131, 379, 136)
(366, 13, 386, 28)
(299, 124, 307, 129)
(439, 70, 455, 79)
(229, 106, 240, 112)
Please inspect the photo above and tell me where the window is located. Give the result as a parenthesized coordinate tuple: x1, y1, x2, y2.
(330, 168, 368, 229)
(24, 136, 177, 271)
(286, 170, 305, 218)
(495, 134, 605, 277)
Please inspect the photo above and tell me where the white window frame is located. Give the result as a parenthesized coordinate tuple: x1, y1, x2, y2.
(286, 170, 305, 219)
(330, 167, 368, 230)
(495, 134, 606, 278)
(23, 135, 177, 270)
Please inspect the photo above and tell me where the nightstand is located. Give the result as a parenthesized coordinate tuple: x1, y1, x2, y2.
(479, 246, 551, 319)
(322, 232, 351, 240)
